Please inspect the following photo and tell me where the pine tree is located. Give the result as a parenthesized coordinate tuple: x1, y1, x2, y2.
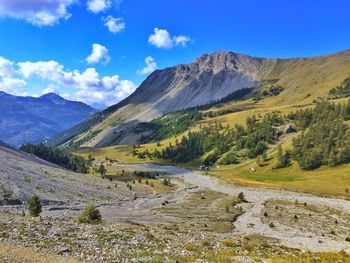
(328, 148, 337, 167)
(28, 195, 42, 217)
(78, 204, 102, 224)
(275, 145, 291, 169)
(98, 164, 107, 177)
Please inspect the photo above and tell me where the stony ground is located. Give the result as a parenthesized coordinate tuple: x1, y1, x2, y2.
(0, 208, 315, 263)
(2, 151, 350, 262)
(0, 144, 135, 205)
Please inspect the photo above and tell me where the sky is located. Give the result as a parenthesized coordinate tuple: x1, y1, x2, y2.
(0, 0, 349, 108)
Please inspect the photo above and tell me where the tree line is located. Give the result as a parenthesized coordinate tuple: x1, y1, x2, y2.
(137, 99, 350, 171)
(20, 143, 89, 173)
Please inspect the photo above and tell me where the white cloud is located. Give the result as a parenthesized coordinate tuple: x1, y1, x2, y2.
(87, 0, 111, 13)
(0, 55, 136, 106)
(41, 86, 56, 94)
(174, 35, 191, 47)
(0, 0, 75, 26)
(0, 56, 15, 78)
(0, 77, 27, 93)
(17, 59, 136, 106)
(74, 74, 136, 106)
(86, 43, 111, 65)
(148, 28, 172, 48)
(137, 56, 157, 75)
(103, 16, 125, 33)
(148, 28, 191, 49)
(18, 60, 64, 80)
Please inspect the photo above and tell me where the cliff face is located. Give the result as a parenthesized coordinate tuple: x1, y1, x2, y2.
(126, 51, 274, 121)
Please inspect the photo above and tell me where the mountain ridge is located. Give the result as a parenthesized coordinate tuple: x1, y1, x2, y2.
(0, 92, 97, 147)
(49, 49, 350, 149)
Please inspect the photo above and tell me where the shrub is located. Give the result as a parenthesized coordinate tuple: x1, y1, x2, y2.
(98, 164, 107, 177)
(222, 239, 235, 247)
(163, 178, 171, 186)
(28, 195, 42, 217)
(238, 192, 247, 203)
(78, 204, 102, 224)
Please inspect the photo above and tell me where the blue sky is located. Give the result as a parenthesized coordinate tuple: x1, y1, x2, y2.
(0, 0, 349, 108)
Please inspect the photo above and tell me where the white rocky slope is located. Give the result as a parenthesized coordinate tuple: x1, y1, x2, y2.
(0, 141, 131, 205)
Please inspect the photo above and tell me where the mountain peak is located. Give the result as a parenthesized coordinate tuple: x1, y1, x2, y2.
(40, 92, 64, 100)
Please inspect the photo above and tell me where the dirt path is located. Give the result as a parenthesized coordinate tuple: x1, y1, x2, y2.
(116, 163, 350, 253)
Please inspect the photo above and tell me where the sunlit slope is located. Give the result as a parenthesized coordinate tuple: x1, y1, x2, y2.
(259, 49, 350, 106)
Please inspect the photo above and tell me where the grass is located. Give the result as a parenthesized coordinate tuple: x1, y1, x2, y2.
(210, 158, 350, 198)
(270, 252, 350, 263)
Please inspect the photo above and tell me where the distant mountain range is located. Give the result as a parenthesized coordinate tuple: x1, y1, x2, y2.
(0, 92, 97, 147)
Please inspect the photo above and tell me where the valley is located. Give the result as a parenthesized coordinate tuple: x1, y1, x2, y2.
(2, 1, 350, 261)
(2, 50, 350, 262)
(2, 159, 350, 262)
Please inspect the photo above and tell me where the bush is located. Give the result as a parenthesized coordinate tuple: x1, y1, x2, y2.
(163, 178, 171, 186)
(28, 195, 42, 217)
(217, 150, 239, 165)
(238, 192, 247, 203)
(78, 204, 102, 224)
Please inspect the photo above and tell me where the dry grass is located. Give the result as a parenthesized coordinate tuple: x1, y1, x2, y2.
(270, 252, 350, 263)
(0, 242, 79, 263)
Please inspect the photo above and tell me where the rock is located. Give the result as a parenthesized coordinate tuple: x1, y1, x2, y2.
(275, 123, 297, 137)
(57, 246, 71, 254)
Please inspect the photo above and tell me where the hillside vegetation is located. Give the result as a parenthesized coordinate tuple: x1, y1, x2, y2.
(78, 98, 350, 197)
(20, 143, 89, 173)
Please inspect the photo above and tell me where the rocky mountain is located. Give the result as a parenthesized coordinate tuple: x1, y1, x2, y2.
(49, 49, 350, 148)
(0, 92, 97, 147)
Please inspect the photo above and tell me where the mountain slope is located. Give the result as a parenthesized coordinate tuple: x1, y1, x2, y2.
(0, 140, 130, 204)
(51, 49, 350, 148)
(0, 92, 97, 147)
